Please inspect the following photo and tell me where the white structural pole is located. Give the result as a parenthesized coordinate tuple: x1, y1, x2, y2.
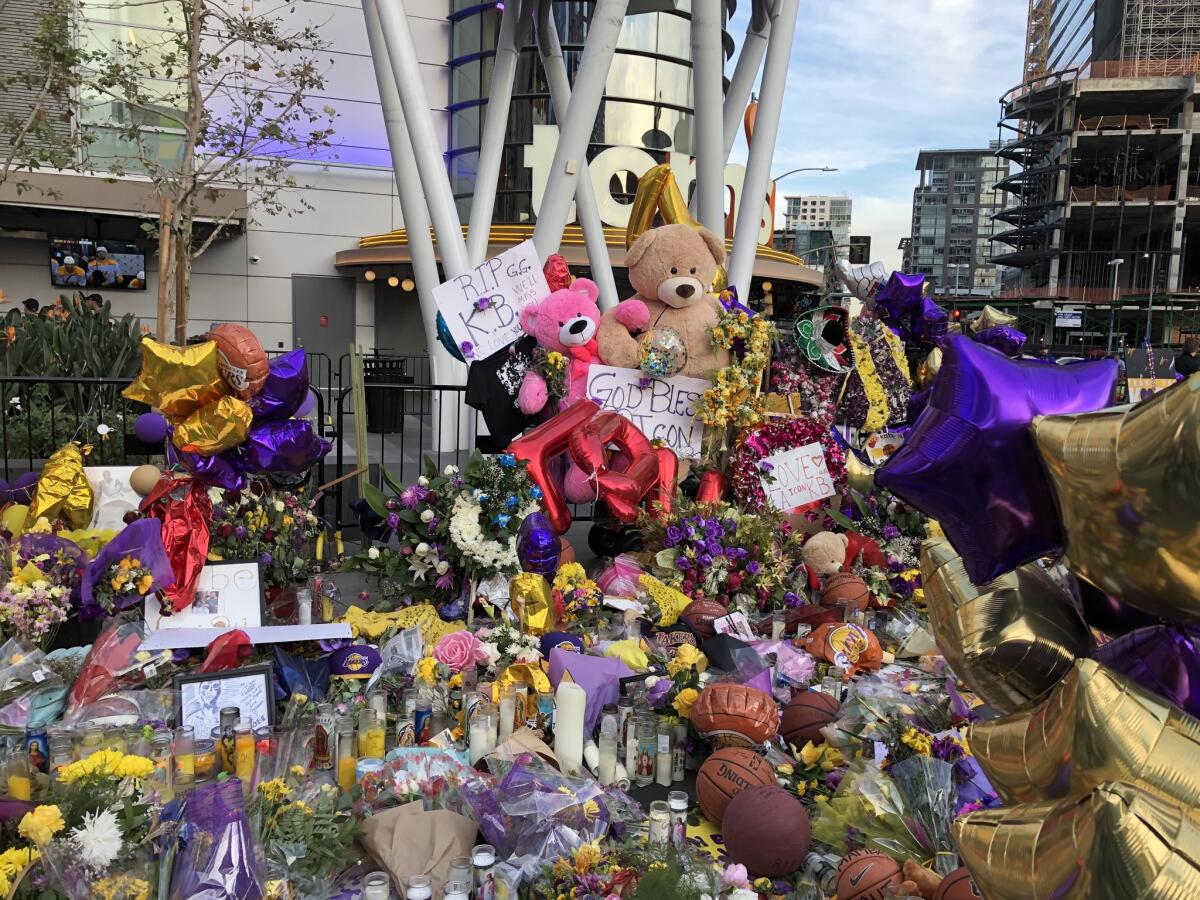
(374, 0, 471, 280)
(362, 0, 458, 385)
(723, 0, 771, 159)
(690, 0, 725, 233)
(536, 0, 620, 310)
(530, 0, 629, 263)
(467, 0, 528, 265)
(726, 0, 798, 294)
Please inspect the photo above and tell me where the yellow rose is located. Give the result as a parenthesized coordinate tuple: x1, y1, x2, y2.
(672, 687, 699, 717)
(18, 805, 63, 845)
(666, 644, 707, 677)
(799, 741, 822, 766)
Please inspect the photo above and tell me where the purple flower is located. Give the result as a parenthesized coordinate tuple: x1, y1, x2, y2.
(319, 637, 353, 652)
(426, 517, 440, 533)
(676, 556, 692, 571)
(745, 560, 761, 575)
(260, 552, 273, 566)
(637, 376, 651, 389)
(646, 678, 671, 708)
(881, 523, 901, 541)
(387, 512, 400, 531)
(758, 460, 774, 473)
(665, 526, 682, 547)
(474, 296, 492, 311)
(784, 591, 802, 607)
(722, 518, 737, 531)
(826, 769, 844, 792)
(399, 484, 428, 509)
(234, 526, 248, 540)
(460, 341, 475, 359)
(706, 539, 723, 556)
(435, 572, 455, 592)
(698, 554, 713, 568)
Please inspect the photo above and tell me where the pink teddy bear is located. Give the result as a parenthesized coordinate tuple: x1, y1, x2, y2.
(517, 278, 610, 414)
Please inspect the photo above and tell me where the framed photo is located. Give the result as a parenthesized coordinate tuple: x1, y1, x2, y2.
(85, 466, 141, 530)
(174, 663, 274, 739)
(714, 612, 756, 642)
(145, 561, 265, 632)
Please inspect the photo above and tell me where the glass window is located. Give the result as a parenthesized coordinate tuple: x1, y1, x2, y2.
(656, 14, 691, 57)
(83, 125, 183, 173)
(514, 49, 550, 95)
(453, 16, 482, 57)
(81, 79, 185, 128)
(82, 0, 175, 28)
(553, 1, 590, 44)
(653, 59, 692, 108)
(450, 151, 479, 194)
(618, 13, 658, 52)
(451, 60, 484, 105)
(605, 53, 657, 100)
(451, 105, 482, 148)
(80, 21, 179, 71)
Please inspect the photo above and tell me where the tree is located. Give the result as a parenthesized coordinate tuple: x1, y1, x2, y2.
(75, 0, 337, 339)
(0, 0, 89, 195)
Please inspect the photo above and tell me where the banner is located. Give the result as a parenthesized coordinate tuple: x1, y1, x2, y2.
(586, 364, 709, 459)
(760, 442, 836, 512)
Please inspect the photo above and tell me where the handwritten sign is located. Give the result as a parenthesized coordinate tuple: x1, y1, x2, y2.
(586, 364, 709, 459)
(761, 442, 836, 511)
(432, 240, 549, 361)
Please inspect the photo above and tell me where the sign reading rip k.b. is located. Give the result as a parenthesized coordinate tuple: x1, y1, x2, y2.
(432, 240, 549, 361)
(586, 364, 709, 459)
(761, 442, 836, 512)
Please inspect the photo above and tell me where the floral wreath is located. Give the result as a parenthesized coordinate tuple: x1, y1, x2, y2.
(728, 418, 847, 515)
(842, 317, 912, 433)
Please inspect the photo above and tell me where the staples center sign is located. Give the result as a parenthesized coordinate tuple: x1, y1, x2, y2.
(523, 125, 773, 243)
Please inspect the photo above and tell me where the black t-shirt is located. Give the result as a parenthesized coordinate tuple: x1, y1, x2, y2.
(465, 335, 538, 449)
(1175, 352, 1200, 378)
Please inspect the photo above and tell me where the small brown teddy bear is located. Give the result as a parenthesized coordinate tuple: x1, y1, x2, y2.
(801, 531, 849, 581)
(596, 223, 731, 381)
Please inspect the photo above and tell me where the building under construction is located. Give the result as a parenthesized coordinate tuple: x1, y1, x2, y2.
(993, 0, 1200, 351)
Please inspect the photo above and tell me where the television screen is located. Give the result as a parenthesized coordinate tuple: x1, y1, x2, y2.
(49, 238, 146, 291)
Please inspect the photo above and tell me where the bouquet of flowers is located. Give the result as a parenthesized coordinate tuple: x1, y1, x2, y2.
(343, 451, 539, 609)
(80, 519, 174, 620)
(551, 563, 602, 624)
(475, 622, 542, 674)
(694, 309, 778, 451)
(645, 644, 706, 719)
(768, 340, 838, 427)
(0, 547, 80, 650)
(639, 499, 802, 611)
(207, 482, 324, 590)
(775, 741, 845, 813)
(828, 487, 926, 568)
(530, 839, 719, 900)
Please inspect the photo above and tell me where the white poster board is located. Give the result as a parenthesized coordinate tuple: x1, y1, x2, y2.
(432, 240, 549, 361)
(144, 561, 264, 632)
(585, 364, 709, 459)
(760, 442, 836, 512)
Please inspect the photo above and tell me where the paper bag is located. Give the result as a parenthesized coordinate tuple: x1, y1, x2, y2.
(359, 800, 477, 898)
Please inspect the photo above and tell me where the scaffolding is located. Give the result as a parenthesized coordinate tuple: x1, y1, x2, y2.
(1121, 0, 1200, 63)
(1025, 0, 1054, 81)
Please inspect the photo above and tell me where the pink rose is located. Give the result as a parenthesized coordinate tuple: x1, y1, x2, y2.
(722, 863, 750, 889)
(433, 630, 486, 673)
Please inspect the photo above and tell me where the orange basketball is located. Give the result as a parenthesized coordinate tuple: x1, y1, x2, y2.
(781, 690, 841, 749)
(680, 598, 726, 640)
(206, 323, 268, 399)
(934, 867, 982, 900)
(689, 683, 778, 748)
(695, 747, 775, 826)
(820, 571, 870, 611)
(836, 850, 903, 900)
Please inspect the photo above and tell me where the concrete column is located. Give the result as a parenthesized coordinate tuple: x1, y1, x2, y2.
(723, 0, 770, 159)
(690, 0, 725, 233)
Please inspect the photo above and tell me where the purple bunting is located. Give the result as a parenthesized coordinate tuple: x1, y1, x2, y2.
(80, 518, 176, 620)
(242, 419, 331, 475)
(1093, 624, 1200, 719)
(974, 325, 1027, 357)
(251, 348, 309, 424)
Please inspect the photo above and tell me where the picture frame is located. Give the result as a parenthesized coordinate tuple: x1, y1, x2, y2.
(145, 560, 266, 632)
(85, 466, 142, 530)
(174, 663, 275, 740)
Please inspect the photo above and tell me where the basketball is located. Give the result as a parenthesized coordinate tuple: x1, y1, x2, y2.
(781, 690, 841, 748)
(722, 786, 811, 877)
(820, 571, 870, 611)
(206, 323, 268, 399)
(836, 850, 903, 900)
(689, 683, 778, 748)
(680, 598, 726, 640)
(934, 867, 982, 900)
(695, 747, 775, 826)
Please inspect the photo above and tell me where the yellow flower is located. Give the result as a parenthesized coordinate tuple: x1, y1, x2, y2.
(114, 754, 156, 780)
(448, 673, 463, 690)
(18, 805, 64, 845)
(754, 877, 773, 891)
(92, 874, 151, 900)
(900, 726, 933, 756)
(649, 860, 667, 871)
(415, 656, 439, 685)
(582, 799, 600, 821)
(793, 779, 807, 796)
(137, 573, 155, 595)
(258, 779, 292, 803)
(284, 800, 313, 815)
(672, 687, 699, 717)
(776, 763, 794, 776)
(289, 765, 307, 778)
(799, 741, 823, 766)
(552, 562, 587, 592)
(0, 846, 39, 879)
(110, 575, 126, 590)
(666, 644, 707, 677)
(118, 557, 133, 572)
(572, 841, 603, 874)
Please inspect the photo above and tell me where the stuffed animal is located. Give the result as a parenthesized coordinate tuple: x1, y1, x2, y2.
(517, 278, 602, 415)
(596, 224, 731, 381)
(801, 531, 849, 582)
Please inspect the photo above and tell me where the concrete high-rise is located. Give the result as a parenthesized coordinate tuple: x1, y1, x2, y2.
(782, 195, 853, 250)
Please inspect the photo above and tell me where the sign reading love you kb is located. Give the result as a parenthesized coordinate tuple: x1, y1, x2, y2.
(586, 364, 709, 459)
(432, 240, 549, 361)
(760, 442, 836, 512)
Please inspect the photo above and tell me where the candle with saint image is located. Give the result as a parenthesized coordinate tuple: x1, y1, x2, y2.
(553, 681, 587, 776)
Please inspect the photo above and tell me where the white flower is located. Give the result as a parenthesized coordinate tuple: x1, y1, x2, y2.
(273, 500, 285, 512)
(436, 561, 449, 575)
(367, 547, 380, 560)
(73, 808, 123, 869)
(444, 465, 458, 476)
(729, 891, 757, 900)
(416, 542, 430, 555)
(479, 642, 501, 668)
(645, 675, 660, 689)
(207, 487, 225, 504)
(514, 647, 543, 665)
(420, 509, 435, 523)
(418, 476, 429, 487)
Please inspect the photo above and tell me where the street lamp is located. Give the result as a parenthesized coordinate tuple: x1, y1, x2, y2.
(1107, 258, 1124, 354)
(770, 166, 838, 183)
(1144, 251, 1156, 346)
(947, 263, 968, 298)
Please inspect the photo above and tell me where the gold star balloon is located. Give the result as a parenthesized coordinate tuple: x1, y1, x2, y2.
(970, 304, 1017, 333)
(969, 659, 1200, 808)
(1032, 376, 1200, 624)
(953, 781, 1200, 900)
(920, 539, 1094, 714)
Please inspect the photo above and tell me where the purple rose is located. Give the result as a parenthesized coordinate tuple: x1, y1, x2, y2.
(758, 460, 774, 473)
(234, 526, 248, 540)
(387, 512, 401, 531)
(665, 526, 682, 547)
(706, 539, 723, 556)
(676, 556, 692, 571)
(260, 552, 273, 566)
(746, 560, 761, 575)
(698, 554, 713, 568)
(784, 591, 802, 607)
(427, 518, 440, 532)
(881, 524, 901, 541)
(646, 678, 671, 708)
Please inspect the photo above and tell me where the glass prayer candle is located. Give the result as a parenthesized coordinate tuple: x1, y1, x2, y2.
(6, 752, 31, 801)
(647, 800, 670, 846)
(173, 725, 195, 787)
(193, 738, 217, 783)
(357, 709, 385, 759)
(337, 720, 357, 794)
(498, 683, 516, 741)
(233, 724, 255, 788)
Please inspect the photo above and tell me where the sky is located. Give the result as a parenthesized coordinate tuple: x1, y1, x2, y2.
(727, 0, 1028, 271)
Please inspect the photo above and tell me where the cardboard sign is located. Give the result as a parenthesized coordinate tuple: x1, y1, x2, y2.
(432, 240, 549, 361)
(760, 442, 836, 511)
(586, 364, 709, 459)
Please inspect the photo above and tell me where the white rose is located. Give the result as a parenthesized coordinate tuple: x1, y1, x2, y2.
(444, 465, 458, 476)
(273, 500, 285, 512)
(367, 547, 380, 560)
(436, 561, 449, 574)
(416, 542, 430, 555)
(420, 509, 435, 523)
(418, 476, 429, 486)
(645, 675, 660, 688)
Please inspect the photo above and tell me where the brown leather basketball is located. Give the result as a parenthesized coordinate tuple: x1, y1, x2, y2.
(695, 747, 775, 826)
(781, 690, 841, 749)
(689, 682, 778, 748)
(680, 598, 727, 640)
(723, 785, 811, 877)
(836, 850, 903, 900)
(206, 323, 268, 399)
(820, 571, 870, 611)
(934, 867, 982, 900)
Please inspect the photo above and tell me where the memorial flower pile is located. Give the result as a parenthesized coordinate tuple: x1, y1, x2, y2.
(208, 483, 323, 590)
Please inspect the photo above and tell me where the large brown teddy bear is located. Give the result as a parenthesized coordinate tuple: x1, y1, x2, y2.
(596, 223, 731, 380)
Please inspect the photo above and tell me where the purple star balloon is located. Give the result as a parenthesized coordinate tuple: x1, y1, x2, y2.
(874, 272, 948, 350)
(1093, 624, 1200, 719)
(877, 336, 1118, 584)
(974, 325, 1027, 357)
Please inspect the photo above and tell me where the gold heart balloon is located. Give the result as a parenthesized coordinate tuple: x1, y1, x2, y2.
(970, 304, 1017, 333)
(953, 781, 1200, 900)
(969, 659, 1200, 808)
(920, 539, 1094, 714)
(1032, 376, 1200, 624)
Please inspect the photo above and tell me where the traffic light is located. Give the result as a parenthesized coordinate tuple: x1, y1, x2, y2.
(951, 307, 961, 321)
